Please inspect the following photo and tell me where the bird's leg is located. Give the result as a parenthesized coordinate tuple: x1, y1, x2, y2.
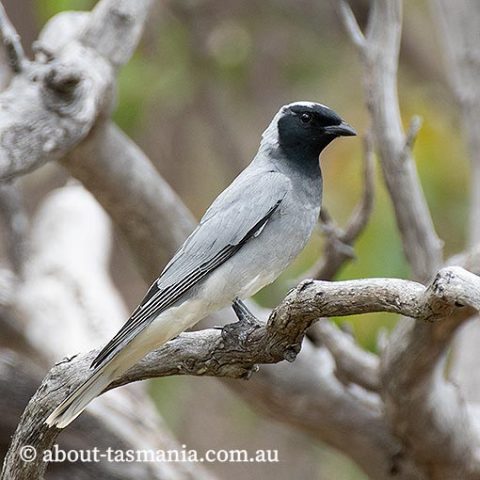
(232, 298, 259, 326)
(221, 298, 261, 345)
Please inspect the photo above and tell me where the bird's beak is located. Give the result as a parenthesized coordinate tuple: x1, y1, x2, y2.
(324, 121, 357, 137)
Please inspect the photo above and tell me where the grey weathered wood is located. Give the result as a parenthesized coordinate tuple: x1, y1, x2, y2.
(336, 2, 480, 478)
(0, 0, 153, 181)
(430, 0, 480, 409)
(2, 184, 215, 480)
(314, 318, 380, 392)
(338, 0, 443, 282)
(432, 0, 480, 246)
(63, 122, 195, 282)
(4, 267, 480, 480)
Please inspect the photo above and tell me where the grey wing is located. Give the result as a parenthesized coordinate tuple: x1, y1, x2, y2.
(91, 171, 290, 369)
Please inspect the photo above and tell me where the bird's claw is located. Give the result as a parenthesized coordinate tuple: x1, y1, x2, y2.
(222, 299, 261, 345)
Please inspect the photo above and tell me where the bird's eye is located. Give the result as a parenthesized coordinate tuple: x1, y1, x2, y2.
(300, 112, 312, 124)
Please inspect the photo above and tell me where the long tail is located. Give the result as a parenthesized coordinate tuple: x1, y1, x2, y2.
(46, 302, 197, 428)
(46, 322, 157, 428)
(45, 358, 120, 429)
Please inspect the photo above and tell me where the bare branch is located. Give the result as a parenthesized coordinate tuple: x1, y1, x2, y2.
(314, 319, 380, 392)
(4, 266, 479, 479)
(431, 0, 480, 245)
(337, 4, 480, 477)
(342, 132, 376, 242)
(447, 245, 480, 405)
(401, 115, 422, 161)
(0, 0, 154, 181)
(335, 0, 366, 52)
(226, 344, 423, 480)
(0, 2, 26, 74)
(2, 185, 212, 480)
(306, 133, 375, 280)
(344, 0, 443, 282)
(306, 210, 354, 281)
(430, 0, 480, 410)
(63, 121, 195, 282)
(15, 185, 127, 356)
(381, 267, 480, 479)
(81, 0, 154, 68)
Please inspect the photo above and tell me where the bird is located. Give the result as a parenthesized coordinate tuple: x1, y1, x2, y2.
(46, 101, 356, 428)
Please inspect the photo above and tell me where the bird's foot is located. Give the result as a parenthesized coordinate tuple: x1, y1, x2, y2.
(221, 299, 261, 345)
(231, 298, 259, 326)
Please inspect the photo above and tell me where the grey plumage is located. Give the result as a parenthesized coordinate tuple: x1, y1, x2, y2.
(46, 101, 355, 428)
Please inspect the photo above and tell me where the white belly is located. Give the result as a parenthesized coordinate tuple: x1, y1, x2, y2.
(126, 296, 213, 361)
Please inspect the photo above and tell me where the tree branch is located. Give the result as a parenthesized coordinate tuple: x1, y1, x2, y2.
(313, 319, 380, 392)
(336, 4, 480, 477)
(431, 0, 480, 246)
(0, 0, 153, 181)
(82, 0, 153, 69)
(62, 121, 195, 282)
(339, 0, 443, 282)
(4, 267, 480, 479)
(1, 185, 213, 480)
(430, 0, 480, 409)
(305, 132, 375, 280)
(0, 2, 25, 74)
(379, 267, 480, 479)
(336, 0, 366, 53)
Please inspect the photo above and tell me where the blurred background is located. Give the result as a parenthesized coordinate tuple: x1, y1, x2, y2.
(0, 0, 470, 478)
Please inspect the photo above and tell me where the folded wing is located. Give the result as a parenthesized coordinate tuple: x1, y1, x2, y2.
(92, 170, 290, 369)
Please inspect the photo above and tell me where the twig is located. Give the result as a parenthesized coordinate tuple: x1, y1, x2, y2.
(335, 0, 366, 52)
(0, 2, 25, 73)
(81, 0, 154, 68)
(342, 132, 376, 242)
(342, 0, 442, 282)
(400, 115, 423, 163)
(305, 132, 375, 280)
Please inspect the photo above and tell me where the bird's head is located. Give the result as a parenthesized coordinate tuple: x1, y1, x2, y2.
(262, 101, 356, 160)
